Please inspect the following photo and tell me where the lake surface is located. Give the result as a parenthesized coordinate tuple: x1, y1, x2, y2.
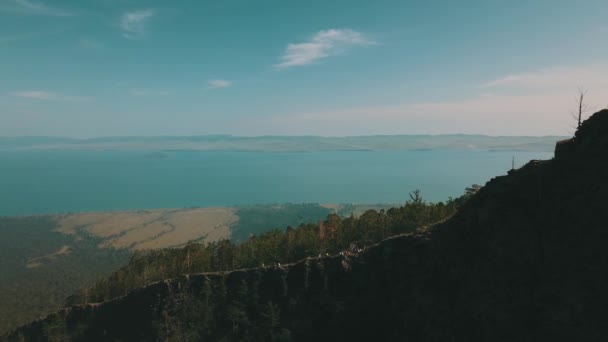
(0, 150, 553, 216)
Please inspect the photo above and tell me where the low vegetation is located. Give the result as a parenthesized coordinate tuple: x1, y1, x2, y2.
(55, 208, 237, 250)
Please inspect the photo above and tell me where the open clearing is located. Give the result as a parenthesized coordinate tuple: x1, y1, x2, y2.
(26, 245, 72, 268)
(55, 208, 237, 250)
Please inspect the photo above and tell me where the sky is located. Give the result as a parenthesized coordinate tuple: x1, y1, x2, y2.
(1, 0, 607, 137)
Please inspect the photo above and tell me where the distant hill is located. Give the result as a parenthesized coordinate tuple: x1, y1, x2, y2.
(0, 134, 565, 152)
(6, 110, 607, 341)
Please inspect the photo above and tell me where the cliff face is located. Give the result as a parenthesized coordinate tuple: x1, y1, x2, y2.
(7, 110, 608, 342)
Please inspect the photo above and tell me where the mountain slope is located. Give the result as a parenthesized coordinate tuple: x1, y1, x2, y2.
(6, 110, 608, 341)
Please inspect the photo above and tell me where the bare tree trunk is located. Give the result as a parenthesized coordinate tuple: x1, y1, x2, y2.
(578, 91, 584, 128)
(573, 88, 588, 130)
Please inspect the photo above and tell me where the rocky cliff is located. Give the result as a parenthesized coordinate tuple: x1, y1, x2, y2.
(6, 110, 608, 342)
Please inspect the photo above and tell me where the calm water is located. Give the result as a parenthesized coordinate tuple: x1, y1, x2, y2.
(0, 150, 553, 216)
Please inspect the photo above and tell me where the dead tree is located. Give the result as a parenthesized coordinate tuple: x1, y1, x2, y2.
(572, 88, 590, 130)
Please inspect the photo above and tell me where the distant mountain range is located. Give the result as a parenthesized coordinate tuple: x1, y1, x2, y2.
(0, 134, 567, 152)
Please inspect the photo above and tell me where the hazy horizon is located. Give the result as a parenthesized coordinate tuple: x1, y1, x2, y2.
(0, 134, 563, 153)
(0, 132, 568, 139)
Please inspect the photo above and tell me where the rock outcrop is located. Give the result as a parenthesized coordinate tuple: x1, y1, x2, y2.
(6, 110, 608, 342)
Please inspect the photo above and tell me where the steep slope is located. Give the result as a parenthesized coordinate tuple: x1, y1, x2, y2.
(6, 110, 608, 341)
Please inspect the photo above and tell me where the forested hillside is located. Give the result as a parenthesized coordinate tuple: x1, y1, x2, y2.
(65, 194, 459, 306)
(6, 110, 608, 341)
(0, 203, 345, 335)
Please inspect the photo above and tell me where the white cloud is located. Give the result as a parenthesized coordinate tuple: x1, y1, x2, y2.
(129, 89, 169, 96)
(207, 79, 232, 89)
(481, 65, 608, 90)
(0, 0, 74, 16)
(11, 90, 90, 102)
(276, 29, 375, 69)
(120, 9, 155, 39)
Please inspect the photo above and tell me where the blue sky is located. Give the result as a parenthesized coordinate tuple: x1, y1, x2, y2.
(1, 0, 607, 137)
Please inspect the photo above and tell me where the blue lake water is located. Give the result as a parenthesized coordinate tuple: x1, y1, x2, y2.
(0, 150, 553, 216)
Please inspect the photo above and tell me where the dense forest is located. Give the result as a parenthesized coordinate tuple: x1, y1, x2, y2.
(0, 192, 474, 337)
(0, 203, 352, 335)
(0, 216, 130, 335)
(0, 188, 475, 337)
(66, 190, 472, 306)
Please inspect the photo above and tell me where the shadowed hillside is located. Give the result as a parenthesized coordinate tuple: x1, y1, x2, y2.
(5, 110, 608, 341)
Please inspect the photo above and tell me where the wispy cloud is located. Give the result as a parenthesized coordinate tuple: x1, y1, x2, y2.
(11, 90, 91, 102)
(276, 29, 375, 69)
(207, 79, 232, 89)
(129, 89, 170, 96)
(0, 0, 74, 16)
(481, 65, 608, 90)
(120, 9, 155, 39)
